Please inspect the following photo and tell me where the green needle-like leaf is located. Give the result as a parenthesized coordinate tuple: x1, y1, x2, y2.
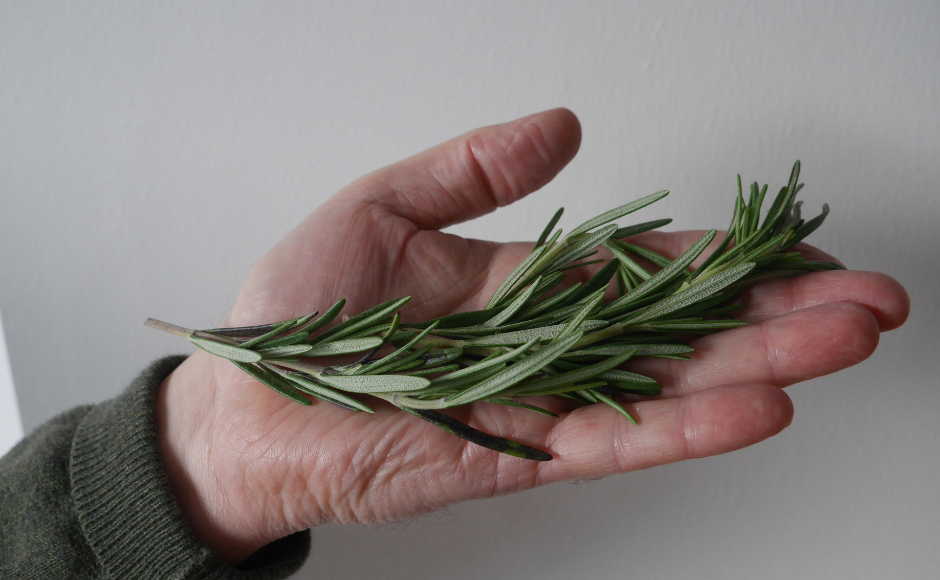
(299, 299, 347, 336)
(512, 348, 637, 396)
(614, 240, 673, 269)
(430, 339, 540, 389)
(638, 319, 747, 332)
(784, 203, 829, 249)
(232, 361, 312, 406)
(417, 363, 508, 396)
(202, 310, 316, 339)
(281, 373, 374, 412)
(616, 262, 755, 326)
(237, 320, 296, 348)
(562, 343, 693, 358)
(566, 190, 669, 241)
(257, 344, 315, 359)
(466, 320, 606, 347)
(305, 337, 384, 356)
(487, 399, 559, 417)
(359, 321, 441, 375)
(546, 224, 619, 272)
(445, 333, 584, 405)
(317, 374, 430, 393)
(517, 282, 583, 320)
(255, 328, 312, 349)
(596, 369, 659, 386)
(373, 345, 433, 374)
(420, 347, 464, 367)
(602, 229, 717, 317)
(486, 244, 549, 309)
(523, 272, 567, 306)
(312, 297, 409, 344)
(405, 309, 501, 330)
(402, 364, 461, 376)
(555, 289, 604, 340)
(400, 407, 553, 461)
(536, 207, 564, 247)
(592, 390, 637, 424)
(483, 277, 542, 327)
(611, 218, 673, 240)
(603, 240, 651, 280)
(189, 336, 262, 363)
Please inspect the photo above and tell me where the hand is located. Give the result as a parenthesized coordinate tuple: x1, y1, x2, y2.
(155, 109, 910, 563)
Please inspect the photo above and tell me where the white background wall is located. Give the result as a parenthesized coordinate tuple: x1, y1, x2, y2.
(2, 1, 938, 578)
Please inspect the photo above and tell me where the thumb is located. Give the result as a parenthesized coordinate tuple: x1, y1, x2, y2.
(340, 108, 582, 230)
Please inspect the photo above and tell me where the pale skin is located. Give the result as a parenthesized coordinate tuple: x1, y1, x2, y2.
(155, 109, 910, 564)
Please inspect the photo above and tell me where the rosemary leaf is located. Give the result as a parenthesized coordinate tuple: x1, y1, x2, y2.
(400, 407, 552, 461)
(358, 321, 441, 375)
(555, 289, 604, 340)
(465, 320, 606, 347)
(536, 207, 564, 247)
(784, 203, 829, 249)
(257, 344, 315, 359)
(611, 218, 673, 240)
(545, 224, 619, 272)
(312, 297, 410, 344)
(445, 333, 584, 405)
(232, 361, 311, 406)
(302, 298, 347, 335)
(488, 398, 559, 417)
(512, 348, 637, 396)
(566, 190, 669, 241)
(517, 282, 583, 320)
(317, 374, 430, 393)
(601, 229, 717, 318)
(483, 276, 543, 327)
(592, 390, 637, 424)
(306, 336, 384, 356)
(486, 244, 549, 309)
(189, 336, 262, 363)
(280, 373, 375, 412)
(614, 240, 673, 269)
(237, 320, 296, 348)
(430, 339, 540, 389)
(616, 262, 756, 326)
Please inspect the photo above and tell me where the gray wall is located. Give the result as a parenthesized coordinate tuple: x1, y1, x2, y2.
(2, 1, 937, 578)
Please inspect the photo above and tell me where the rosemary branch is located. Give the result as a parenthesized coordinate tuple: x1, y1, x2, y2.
(147, 161, 840, 461)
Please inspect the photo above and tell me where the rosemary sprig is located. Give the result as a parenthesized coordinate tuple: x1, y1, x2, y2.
(146, 162, 839, 462)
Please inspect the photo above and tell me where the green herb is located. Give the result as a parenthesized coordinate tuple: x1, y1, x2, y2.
(146, 162, 837, 462)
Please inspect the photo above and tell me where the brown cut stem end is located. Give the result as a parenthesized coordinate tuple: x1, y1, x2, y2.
(144, 318, 195, 339)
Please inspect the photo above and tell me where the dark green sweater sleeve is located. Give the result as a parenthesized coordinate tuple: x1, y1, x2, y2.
(0, 356, 311, 579)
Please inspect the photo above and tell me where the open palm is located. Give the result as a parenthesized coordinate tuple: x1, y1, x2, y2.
(157, 109, 909, 563)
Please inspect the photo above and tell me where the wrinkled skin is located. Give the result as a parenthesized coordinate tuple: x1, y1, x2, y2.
(156, 109, 910, 563)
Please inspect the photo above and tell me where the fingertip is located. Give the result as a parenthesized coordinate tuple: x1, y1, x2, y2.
(738, 270, 912, 333)
(826, 302, 881, 367)
(531, 107, 582, 165)
(475, 107, 582, 205)
(685, 384, 794, 459)
(819, 273, 909, 333)
(870, 273, 911, 332)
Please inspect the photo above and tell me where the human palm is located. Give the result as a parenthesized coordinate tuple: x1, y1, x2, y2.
(157, 109, 909, 564)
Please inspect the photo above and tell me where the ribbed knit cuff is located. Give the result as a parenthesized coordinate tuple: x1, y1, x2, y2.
(69, 356, 310, 579)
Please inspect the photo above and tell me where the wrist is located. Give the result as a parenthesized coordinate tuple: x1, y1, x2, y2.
(156, 352, 275, 564)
